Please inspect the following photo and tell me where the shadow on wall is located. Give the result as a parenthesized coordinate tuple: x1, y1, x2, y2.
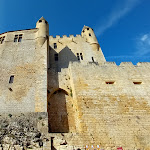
(49, 46, 78, 72)
(47, 88, 69, 133)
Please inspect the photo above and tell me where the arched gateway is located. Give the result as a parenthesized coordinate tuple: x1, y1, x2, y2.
(47, 88, 69, 133)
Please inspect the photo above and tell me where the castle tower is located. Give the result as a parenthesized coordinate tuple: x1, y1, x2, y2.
(36, 16, 49, 46)
(35, 17, 49, 112)
(81, 25, 106, 64)
(81, 26, 99, 51)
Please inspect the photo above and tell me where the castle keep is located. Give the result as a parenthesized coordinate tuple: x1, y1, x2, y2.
(0, 17, 150, 150)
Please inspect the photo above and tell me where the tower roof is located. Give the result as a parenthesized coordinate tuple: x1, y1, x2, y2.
(39, 16, 46, 21)
(82, 25, 93, 32)
(36, 16, 48, 25)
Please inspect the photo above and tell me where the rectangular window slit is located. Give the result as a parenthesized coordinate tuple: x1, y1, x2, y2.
(14, 38, 17, 42)
(54, 43, 57, 49)
(54, 54, 58, 61)
(9, 75, 14, 83)
(106, 81, 114, 84)
(18, 37, 22, 42)
(92, 57, 94, 62)
(1, 39, 4, 44)
(77, 53, 80, 60)
(80, 53, 83, 60)
(133, 82, 142, 84)
(0, 36, 5, 44)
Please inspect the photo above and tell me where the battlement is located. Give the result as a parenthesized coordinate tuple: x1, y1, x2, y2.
(104, 62, 117, 66)
(137, 62, 150, 67)
(119, 62, 133, 66)
(104, 61, 150, 67)
(69, 61, 150, 69)
(49, 34, 82, 40)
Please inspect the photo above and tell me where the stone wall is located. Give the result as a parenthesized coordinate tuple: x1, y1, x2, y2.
(63, 62, 150, 149)
(49, 35, 106, 72)
(0, 28, 48, 112)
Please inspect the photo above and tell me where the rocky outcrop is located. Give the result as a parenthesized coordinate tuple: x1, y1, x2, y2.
(0, 113, 50, 150)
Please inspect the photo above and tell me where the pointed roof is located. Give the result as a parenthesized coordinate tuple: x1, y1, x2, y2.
(82, 25, 92, 32)
(39, 16, 46, 21)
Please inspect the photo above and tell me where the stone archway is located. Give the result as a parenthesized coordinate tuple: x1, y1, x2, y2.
(47, 88, 69, 133)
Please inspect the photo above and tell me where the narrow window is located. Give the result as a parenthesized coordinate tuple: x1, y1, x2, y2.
(54, 54, 58, 61)
(82, 30, 85, 33)
(77, 53, 80, 60)
(133, 82, 142, 84)
(87, 28, 89, 30)
(54, 43, 57, 49)
(92, 57, 94, 62)
(45, 21, 48, 24)
(18, 34, 22, 42)
(14, 37, 18, 42)
(89, 33, 91, 36)
(14, 35, 23, 42)
(80, 53, 83, 60)
(39, 20, 42, 23)
(0, 37, 5, 44)
(1, 39, 4, 44)
(1, 36, 5, 44)
(18, 37, 22, 42)
(9, 75, 14, 83)
(106, 81, 114, 84)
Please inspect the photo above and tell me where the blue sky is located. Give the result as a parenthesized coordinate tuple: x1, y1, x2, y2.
(1, 0, 150, 64)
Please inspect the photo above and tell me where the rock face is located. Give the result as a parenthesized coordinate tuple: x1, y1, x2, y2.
(0, 113, 51, 150)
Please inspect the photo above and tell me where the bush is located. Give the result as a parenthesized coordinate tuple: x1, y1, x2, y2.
(8, 114, 12, 118)
(38, 116, 42, 120)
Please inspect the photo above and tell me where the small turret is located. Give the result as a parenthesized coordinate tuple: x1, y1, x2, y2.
(36, 17, 49, 46)
(81, 26, 99, 51)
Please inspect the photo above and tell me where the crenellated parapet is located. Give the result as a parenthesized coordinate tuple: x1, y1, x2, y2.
(137, 62, 150, 67)
(104, 62, 117, 66)
(69, 61, 150, 72)
(119, 62, 133, 66)
(49, 34, 82, 40)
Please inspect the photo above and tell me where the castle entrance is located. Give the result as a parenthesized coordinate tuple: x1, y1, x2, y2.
(47, 88, 69, 133)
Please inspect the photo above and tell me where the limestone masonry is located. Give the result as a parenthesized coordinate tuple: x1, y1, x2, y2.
(0, 17, 150, 150)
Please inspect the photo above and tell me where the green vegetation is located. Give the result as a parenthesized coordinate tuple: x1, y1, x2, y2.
(38, 116, 42, 120)
(70, 88, 73, 97)
(8, 114, 12, 118)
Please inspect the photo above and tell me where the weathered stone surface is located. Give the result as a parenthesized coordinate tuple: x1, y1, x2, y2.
(0, 17, 150, 149)
(0, 113, 50, 150)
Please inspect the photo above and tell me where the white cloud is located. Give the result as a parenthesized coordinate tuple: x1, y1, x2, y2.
(141, 34, 148, 41)
(95, 0, 141, 36)
(135, 33, 150, 56)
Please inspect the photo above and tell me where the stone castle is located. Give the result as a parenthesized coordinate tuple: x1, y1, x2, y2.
(0, 17, 150, 150)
